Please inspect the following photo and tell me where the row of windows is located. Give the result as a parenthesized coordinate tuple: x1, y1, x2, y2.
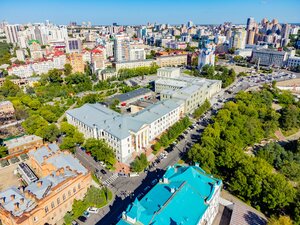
(44, 183, 81, 215)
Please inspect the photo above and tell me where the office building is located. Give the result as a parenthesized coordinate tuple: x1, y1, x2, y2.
(246, 17, 255, 30)
(156, 68, 221, 114)
(0, 144, 91, 225)
(156, 54, 187, 67)
(129, 48, 146, 61)
(251, 48, 288, 67)
(287, 56, 300, 68)
(66, 99, 184, 163)
(117, 164, 222, 225)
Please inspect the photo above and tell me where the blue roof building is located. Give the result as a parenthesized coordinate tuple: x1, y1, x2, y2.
(117, 164, 222, 225)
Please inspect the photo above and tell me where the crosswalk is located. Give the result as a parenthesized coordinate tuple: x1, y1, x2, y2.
(103, 173, 118, 186)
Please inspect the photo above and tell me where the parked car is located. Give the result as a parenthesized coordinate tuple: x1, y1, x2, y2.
(100, 169, 107, 174)
(151, 179, 158, 185)
(87, 207, 99, 214)
(78, 216, 87, 222)
(83, 211, 90, 218)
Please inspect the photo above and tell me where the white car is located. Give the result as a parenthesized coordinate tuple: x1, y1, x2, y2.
(87, 207, 99, 214)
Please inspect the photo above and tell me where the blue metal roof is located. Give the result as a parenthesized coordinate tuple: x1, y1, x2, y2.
(117, 165, 222, 225)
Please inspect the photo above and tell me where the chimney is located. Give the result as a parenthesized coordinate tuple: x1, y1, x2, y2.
(59, 168, 65, 175)
(10, 194, 15, 200)
(43, 155, 47, 160)
(20, 198, 24, 204)
(0, 197, 5, 204)
(56, 170, 60, 176)
(19, 186, 25, 193)
(14, 202, 19, 211)
(24, 191, 30, 198)
(37, 181, 42, 187)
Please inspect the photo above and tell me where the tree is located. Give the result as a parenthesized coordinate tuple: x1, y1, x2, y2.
(188, 144, 215, 173)
(22, 115, 48, 134)
(131, 153, 148, 172)
(64, 63, 72, 76)
(36, 124, 60, 142)
(47, 69, 63, 83)
(268, 216, 293, 225)
(84, 138, 116, 167)
(0, 80, 21, 97)
(0, 146, 8, 158)
(280, 105, 299, 131)
(60, 122, 75, 136)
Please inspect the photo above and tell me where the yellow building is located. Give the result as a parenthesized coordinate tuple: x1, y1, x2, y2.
(0, 144, 91, 225)
(67, 53, 85, 73)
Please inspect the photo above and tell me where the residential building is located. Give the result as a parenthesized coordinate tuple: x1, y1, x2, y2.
(251, 48, 288, 67)
(129, 48, 146, 61)
(229, 29, 247, 49)
(156, 68, 221, 114)
(114, 59, 156, 72)
(0, 144, 91, 225)
(67, 53, 85, 73)
(156, 54, 187, 67)
(66, 38, 82, 53)
(0, 101, 15, 116)
(114, 34, 130, 62)
(3, 135, 43, 156)
(117, 164, 222, 225)
(91, 47, 105, 72)
(66, 99, 184, 163)
(15, 49, 25, 62)
(4, 24, 19, 44)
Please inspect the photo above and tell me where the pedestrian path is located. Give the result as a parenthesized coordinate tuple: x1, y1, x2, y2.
(103, 173, 118, 186)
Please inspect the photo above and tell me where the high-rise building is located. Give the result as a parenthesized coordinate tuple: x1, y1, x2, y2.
(34, 25, 43, 44)
(187, 20, 193, 28)
(229, 29, 247, 49)
(114, 34, 130, 62)
(246, 29, 256, 45)
(4, 24, 20, 44)
(246, 17, 255, 30)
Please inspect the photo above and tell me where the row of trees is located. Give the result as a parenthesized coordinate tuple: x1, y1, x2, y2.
(117, 63, 159, 81)
(193, 99, 211, 119)
(153, 117, 191, 152)
(187, 88, 299, 222)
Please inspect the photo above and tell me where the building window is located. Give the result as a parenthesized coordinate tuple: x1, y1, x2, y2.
(68, 190, 71, 197)
(73, 187, 76, 193)
(33, 217, 39, 222)
(57, 197, 60, 205)
(45, 206, 49, 214)
(78, 184, 81, 189)
(51, 202, 55, 209)
(63, 193, 66, 201)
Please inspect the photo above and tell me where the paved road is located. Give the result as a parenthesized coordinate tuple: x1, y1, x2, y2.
(75, 70, 300, 225)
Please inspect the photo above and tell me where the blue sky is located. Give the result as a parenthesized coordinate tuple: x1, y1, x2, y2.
(1, 0, 300, 25)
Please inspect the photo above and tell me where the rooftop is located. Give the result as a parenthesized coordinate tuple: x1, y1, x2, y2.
(109, 88, 153, 103)
(118, 165, 222, 225)
(4, 135, 43, 150)
(67, 99, 182, 140)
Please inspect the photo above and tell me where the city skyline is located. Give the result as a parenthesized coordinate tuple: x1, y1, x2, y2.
(2, 0, 300, 25)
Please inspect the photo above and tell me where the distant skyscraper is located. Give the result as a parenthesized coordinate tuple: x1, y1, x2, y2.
(4, 24, 20, 44)
(246, 17, 255, 30)
(34, 26, 43, 44)
(187, 20, 193, 28)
